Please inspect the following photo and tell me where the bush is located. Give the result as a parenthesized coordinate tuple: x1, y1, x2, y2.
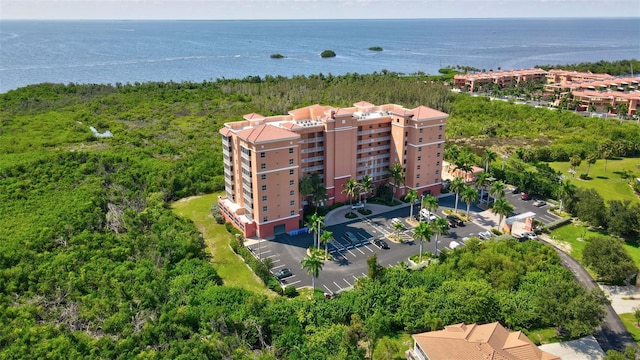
(544, 217, 572, 231)
(210, 203, 225, 224)
(357, 208, 372, 215)
(320, 50, 336, 58)
(284, 285, 298, 298)
(329, 202, 345, 210)
(224, 221, 241, 236)
(345, 212, 358, 219)
(579, 173, 590, 180)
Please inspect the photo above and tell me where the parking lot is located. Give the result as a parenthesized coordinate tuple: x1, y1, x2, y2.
(246, 189, 561, 294)
(247, 196, 501, 295)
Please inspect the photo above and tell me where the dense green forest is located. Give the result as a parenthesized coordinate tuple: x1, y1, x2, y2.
(537, 59, 640, 76)
(0, 71, 635, 358)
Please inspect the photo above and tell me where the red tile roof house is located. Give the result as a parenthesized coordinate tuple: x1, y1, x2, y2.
(406, 322, 560, 360)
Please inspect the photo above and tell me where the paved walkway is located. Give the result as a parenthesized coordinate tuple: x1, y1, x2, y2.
(600, 285, 640, 315)
(538, 335, 605, 360)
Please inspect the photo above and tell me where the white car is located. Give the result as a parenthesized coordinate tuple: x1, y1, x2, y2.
(478, 231, 493, 240)
(351, 202, 365, 210)
(449, 241, 462, 249)
(419, 209, 437, 221)
(521, 231, 538, 240)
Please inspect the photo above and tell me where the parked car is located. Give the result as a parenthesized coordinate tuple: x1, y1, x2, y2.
(419, 209, 437, 221)
(343, 231, 359, 244)
(373, 238, 390, 249)
(521, 231, 538, 240)
(446, 215, 464, 227)
(512, 187, 521, 194)
(478, 231, 493, 240)
(275, 268, 293, 280)
(449, 241, 462, 249)
(351, 202, 365, 210)
(520, 192, 531, 200)
(532, 199, 546, 207)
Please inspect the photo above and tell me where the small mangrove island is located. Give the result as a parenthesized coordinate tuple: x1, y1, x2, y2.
(320, 50, 336, 58)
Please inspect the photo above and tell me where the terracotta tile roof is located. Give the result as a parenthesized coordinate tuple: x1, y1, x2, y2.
(235, 124, 300, 144)
(412, 322, 560, 360)
(354, 100, 375, 108)
(411, 105, 449, 120)
(243, 113, 265, 121)
(219, 127, 232, 137)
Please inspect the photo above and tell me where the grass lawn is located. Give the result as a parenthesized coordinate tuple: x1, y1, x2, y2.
(619, 313, 640, 343)
(525, 327, 571, 345)
(171, 193, 275, 297)
(373, 332, 413, 359)
(550, 223, 640, 269)
(548, 157, 640, 204)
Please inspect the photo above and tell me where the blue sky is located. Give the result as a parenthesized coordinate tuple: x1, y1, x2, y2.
(2, 0, 639, 20)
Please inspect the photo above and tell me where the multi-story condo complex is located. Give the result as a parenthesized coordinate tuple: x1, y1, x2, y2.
(219, 101, 448, 238)
(453, 68, 547, 91)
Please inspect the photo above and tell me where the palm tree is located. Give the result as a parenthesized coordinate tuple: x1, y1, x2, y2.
(388, 163, 404, 201)
(319, 230, 333, 260)
(406, 189, 418, 220)
(556, 180, 576, 213)
(599, 140, 614, 173)
(585, 153, 597, 178)
(309, 172, 327, 208)
(489, 180, 505, 204)
(341, 178, 360, 209)
(569, 155, 582, 176)
(305, 213, 324, 250)
(461, 185, 479, 218)
(450, 177, 465, 213)
(421, 194, 438, 222)
(413, 221, 433, 264)
(299, 175, 313, 209)
(475, 171, 490, 204)
(358, 175, 373, 208)
(483, 148, 497, 173)
(393, 221, 405, 241)
(443, 144, 460, 163)
(430, 217, 449, 257)
(300, 252, 324, 291)
(491, 197, 514, 231)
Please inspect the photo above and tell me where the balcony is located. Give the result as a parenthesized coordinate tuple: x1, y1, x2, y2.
(302, 165, 324, 173)
(357, 144, 390, 154)
(357, 136, 390, 145)
(241, 151, 251, 161)
(299, 136, 324, 144)
(301, 155, 324, 164)
(357, 127, 391, 136)
(301, 146, 324, 154)
(358, 153, 389, 162)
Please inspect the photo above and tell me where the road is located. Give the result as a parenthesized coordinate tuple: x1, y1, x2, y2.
(547, 238, 638, 353)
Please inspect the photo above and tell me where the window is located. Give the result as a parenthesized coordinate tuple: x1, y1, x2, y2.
(260, 163, 266, 169)
(419, 138, 423, 143)
(261, 174, 267, 180)
(418, 156, 421, 161)
(437, 152, 441, 158)
(419, 128, 423, 133)
(436, 161, 440, 166)
(438, 134, 442, 140)
(263, 217, 268, 222)
(260, 152, 266, 158)
(289, 148, 294, 154)
(289, 180, 294, 185)
(417, 165, 421, 170)
(262, 185, 267, 191)
(435, 178, 439, 183)
(417, 174, 421, 179)
(290, 200, 295, 206)
(435, 170, 439, 175)
(289, 159, 294, 165)
(262, 206, 268, 212)
(262, 195, 267, 201)
(290, 210, 295, 216)
(416, 183, 420, 187)
(290, 190, 295, 195)
(289, 169, 294, 175)
(418, 147, 422, 152)
(439, 125, 443, 130)
(438, 143, 441, 148)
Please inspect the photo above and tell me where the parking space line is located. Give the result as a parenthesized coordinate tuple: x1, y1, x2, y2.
(272, 264, 285, 269)
(343, 278, 352, 287)
(355, 246, 365, 255)
(322, 284, 334, 294)
(333, 281, 342, 290)
(287, 280, 301, 287)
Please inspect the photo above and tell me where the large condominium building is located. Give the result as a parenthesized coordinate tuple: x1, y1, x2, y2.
(453, 68, 547, 90)
(219, 101, 448, 238)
